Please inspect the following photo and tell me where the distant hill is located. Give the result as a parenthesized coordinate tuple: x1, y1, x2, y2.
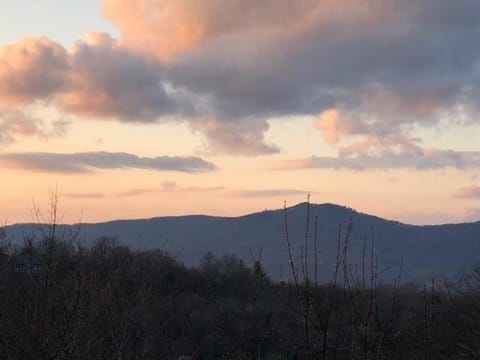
(5, 203, 480, 283)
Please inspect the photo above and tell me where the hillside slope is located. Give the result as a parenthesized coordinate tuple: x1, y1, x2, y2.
(6, 203, 480, 283)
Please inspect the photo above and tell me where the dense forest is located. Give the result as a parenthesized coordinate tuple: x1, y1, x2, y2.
(2, 214, 480, 360)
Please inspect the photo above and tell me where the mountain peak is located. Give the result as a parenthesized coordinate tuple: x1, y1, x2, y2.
(288, 202, 350, 211)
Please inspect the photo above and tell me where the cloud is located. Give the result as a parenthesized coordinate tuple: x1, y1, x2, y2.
(279, 150, 480, 171)
(0, 34, 276, 155)
(113, 183, 225, 197)
(0, 37, 69, 103)
(231, 189, 311, 198)
(160, 0, 480, 119)
(64, 192, 105, 199)
(0, 34, 183, 122)
(157, 0, 480, 156)
(102, 0, 325, 60)
(0, 109, 69, 145)
(315, 109, 354, 145)
(314, 106, 423, 154)
(113, 185, 308, 198)
(0, 151, 217, 173)
(60, 33, 181, 121)
(148, 0, 476, 158)
(181, 186, 225, 192)
(102, 0, 205, 61)
(115, 188, 156, 197)
(3, 1, 480, 157)
(454, 185, 480, 199)
(161, 180, 178, 191)
(190, 118, 278, 156)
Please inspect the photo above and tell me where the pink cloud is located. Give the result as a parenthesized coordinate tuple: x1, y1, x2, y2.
(454, 185, 480, 199)
(0, 37, 69, 103)
(59, 32, 176, 120)
(190, 118, 278, 156)
(315, 107, 423, 158)
(101, 0, 404, 61)
(315, 109, 364, 145)
(102, 0, 318, 60)
(0, 34, 177, 122)
(0, 109, 68, 144)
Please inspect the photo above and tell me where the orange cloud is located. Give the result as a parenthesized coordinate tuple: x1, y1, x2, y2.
(315, 108, 367, 145)
(102, 0, 206, 61)
(315, 109, 344, 144)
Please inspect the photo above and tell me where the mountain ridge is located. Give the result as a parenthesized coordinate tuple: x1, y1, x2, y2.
(4, 202, 480, 283)
(7, 202, 477, 227)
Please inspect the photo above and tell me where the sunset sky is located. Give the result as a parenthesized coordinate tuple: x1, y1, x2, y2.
(1, 0, 480, 225)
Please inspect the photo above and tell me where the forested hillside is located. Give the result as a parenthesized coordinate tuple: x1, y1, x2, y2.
(6, 203, 480, 283)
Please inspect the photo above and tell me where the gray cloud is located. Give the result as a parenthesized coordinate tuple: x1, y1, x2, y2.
(165, 0, 480, 155)
(0, 151, 217, 173)
(168, 0, 480, 117)
(280, 150, 480, 171)
(190, 118, 279, 156)
(454, 185, 480, 199)
(59, 33, 185, 121)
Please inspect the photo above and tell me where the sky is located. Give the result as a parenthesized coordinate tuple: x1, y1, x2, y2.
(1, 0, 480, 225)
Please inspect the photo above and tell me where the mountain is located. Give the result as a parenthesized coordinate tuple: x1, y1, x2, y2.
(5, 203, 480, 283)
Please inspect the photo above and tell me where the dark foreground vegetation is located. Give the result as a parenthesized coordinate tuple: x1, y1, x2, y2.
(2, 221, 480, 360)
